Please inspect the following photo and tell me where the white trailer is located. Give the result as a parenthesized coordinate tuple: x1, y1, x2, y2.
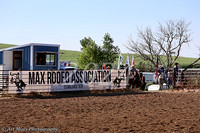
(142, 72, 155, 83)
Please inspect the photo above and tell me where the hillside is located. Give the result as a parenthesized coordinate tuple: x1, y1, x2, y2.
(0, 43, 17, 49)
(0, 43, 199, 69)
(60, 49, 82, 64)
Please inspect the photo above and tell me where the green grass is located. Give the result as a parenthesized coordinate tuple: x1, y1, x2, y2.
(0, 43, 17, 49)
(0, 43, 199, 69)
(175, 57, 200, 67)
(60, 50, 82, 64)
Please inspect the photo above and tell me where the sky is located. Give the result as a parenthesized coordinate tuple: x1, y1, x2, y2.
(0, 0, 200, 58)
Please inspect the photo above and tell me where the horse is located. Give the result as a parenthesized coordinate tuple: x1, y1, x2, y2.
(128, 71, 142, 89)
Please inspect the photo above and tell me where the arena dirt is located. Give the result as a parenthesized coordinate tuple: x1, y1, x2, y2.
(0, 90, 200, 133)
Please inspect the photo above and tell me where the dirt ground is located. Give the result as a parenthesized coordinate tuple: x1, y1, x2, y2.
(1, 90, 200, 133)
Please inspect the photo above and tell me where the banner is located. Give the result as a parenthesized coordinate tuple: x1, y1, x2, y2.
(7, 69, 127, 94)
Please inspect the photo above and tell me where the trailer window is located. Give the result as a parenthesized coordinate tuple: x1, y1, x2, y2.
(36, 52, 55, 65)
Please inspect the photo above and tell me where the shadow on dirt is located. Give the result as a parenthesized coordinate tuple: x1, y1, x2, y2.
(12, 89, 156, 99)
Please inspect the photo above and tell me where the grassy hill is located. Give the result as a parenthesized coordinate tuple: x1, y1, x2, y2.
(0, 43, 199, 69)
(60, 49, 82, 64)
(0, 43, 17, 49)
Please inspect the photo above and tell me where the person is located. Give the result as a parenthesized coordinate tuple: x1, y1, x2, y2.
(158, 65, 164, 74)
(174, 63, 179, 74)
(37, 56, 46, 65)
(107, 66, 111, 69)
(157, 65, 165, 90)
(173, 63, 179, 86)
(131, 70, 140, 88)
(128, 65, 141, 88)
(167, 69, 172, 89)
(159, 65, 166, 81)
(124, 64, 128, 68)
(140, 73, 146, 91)
(130, 65, 137, 75)
(158, 74, 164, 90)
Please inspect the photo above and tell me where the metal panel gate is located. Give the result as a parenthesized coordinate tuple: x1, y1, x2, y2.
(0, 70, 9, 94)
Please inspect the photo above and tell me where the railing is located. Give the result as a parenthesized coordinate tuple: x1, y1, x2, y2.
(0, 70, 9, 94)
(176, 69, 200, 89)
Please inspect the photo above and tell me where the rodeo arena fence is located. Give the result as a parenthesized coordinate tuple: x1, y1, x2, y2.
(0, 69, 128, 95)
(0, 68, 200, 95)
(176, 69, 200, 89)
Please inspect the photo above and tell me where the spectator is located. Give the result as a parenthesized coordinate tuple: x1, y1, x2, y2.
(173, 63, 179, 86)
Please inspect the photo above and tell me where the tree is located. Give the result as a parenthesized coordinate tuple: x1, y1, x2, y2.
(78, 37, 102, 69)
(102, 33, 120, 63)
(127, 19, 191, 69)
(78, 34, 120, 69)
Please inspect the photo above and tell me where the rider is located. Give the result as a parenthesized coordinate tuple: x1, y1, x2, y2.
(130, 65, 137, 75)
(158, 65, 164, 73)
(158, 65, 165, 80)
(129, 65, 140, 88)
(158, 65, 165, 90)
(132, 71, 140, 88)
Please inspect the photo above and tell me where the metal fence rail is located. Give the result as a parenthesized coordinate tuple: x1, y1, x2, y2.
(0, 70, 9, 94)
(176, 69, 200, 89)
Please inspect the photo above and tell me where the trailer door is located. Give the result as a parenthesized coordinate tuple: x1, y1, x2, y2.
(3, 50, 13, 70)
